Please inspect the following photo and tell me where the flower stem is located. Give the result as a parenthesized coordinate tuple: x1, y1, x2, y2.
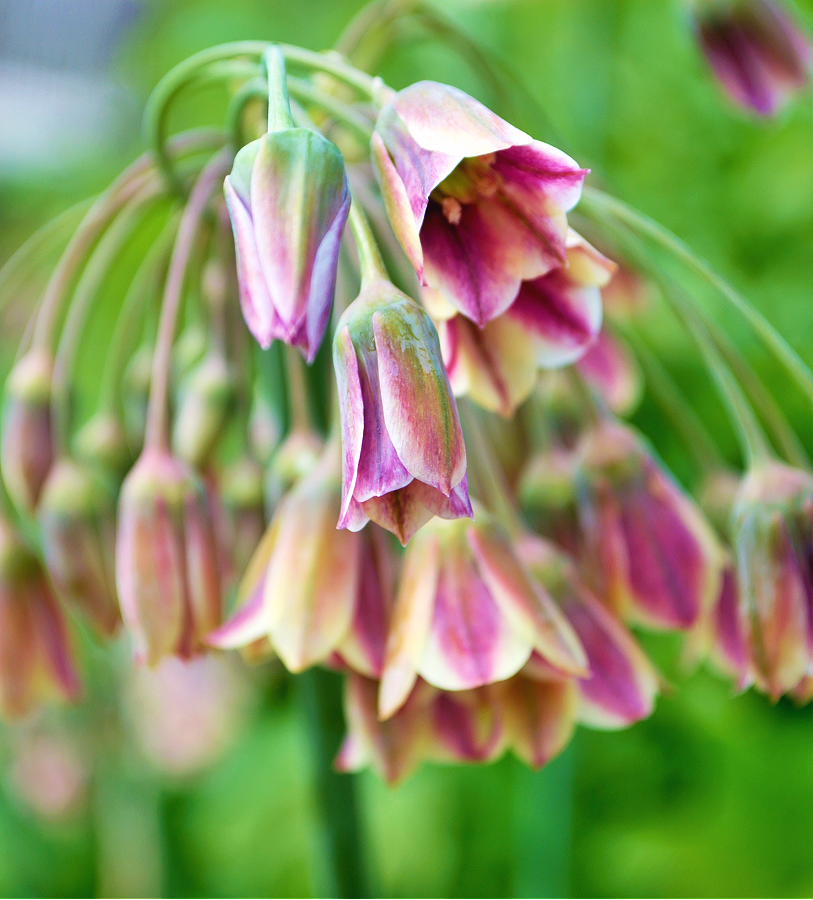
(348, 199, 387, 286)
(297, 667, 368, 898)
(144, 149, 233, 451)
(263, 45, 295, 132)
(283, 344, 313, 433)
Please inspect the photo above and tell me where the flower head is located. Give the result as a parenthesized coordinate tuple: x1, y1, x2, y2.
(372, 81, 587, 325)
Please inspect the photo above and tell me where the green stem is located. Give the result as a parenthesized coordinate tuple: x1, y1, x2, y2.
(144, 149, 233, 451)
(226, 77, 268, 149)
(51, 181, 167, 454)
(348, 200, 387, 286)
(263, 45, 294, 132)
(297, 667, 368, 898)
(283, 344, 313, 433)
(287, 76, 374, 141)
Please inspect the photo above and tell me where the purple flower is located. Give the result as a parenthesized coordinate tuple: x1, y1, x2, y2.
(372, 81, 588, 326)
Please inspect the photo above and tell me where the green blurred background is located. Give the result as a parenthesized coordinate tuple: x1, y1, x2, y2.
(0, 0, 811, 896)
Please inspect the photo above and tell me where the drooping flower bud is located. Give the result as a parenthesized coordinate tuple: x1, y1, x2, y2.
(171, 352, 234, 469)
(38, 459, 120, 638)
(1, 349, 54, 513)
(73, 411, 131, 483)
(216, 454, 266, 590)
(503, 675, 578, 769)
(372, 81, 588, 326)
(0, 519, 80, 718)
(574, 419, 724, 630)
(731, 461, 813, 698)
(334, 278, 471, 545)
(115, 447, 221, 664)
(518, 447, 581, 555)
(224, 128, 350, 361)
(263, 427, 324, 512)
(693, 0, 812, 116)
(209, 445, 391, 676)
(519, 536, 660, 728)
(379, 513, 587, 720)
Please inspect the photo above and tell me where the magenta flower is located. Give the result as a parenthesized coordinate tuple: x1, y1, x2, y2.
(372, 81, 588, 326)
(333, 277, 471, 545)
(695, 0, 812, 116)
(224, 130, 350, 361)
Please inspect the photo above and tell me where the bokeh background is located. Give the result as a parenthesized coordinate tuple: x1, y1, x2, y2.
(0, 0, 811, 896)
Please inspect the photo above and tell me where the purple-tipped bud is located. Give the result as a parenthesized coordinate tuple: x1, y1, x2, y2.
(0, 519, 80, 718)
(171, 352, 234, 469)
(38, 459, 120, 638)
(115, 448, 221, 665)
(334, 278, 471, 545)
(575, 419, 724, 630)
(224, 130, 350, 361)
(372, 81, 588, 326)
(379, 512, 587, 720)
(694, 0, 812, 116)
(731, 461, 813, 698)
(73, 411, 131, 482)
(1, 349, 54, 513)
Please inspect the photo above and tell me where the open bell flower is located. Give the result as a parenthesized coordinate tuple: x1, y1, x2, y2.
(574, 419, 724, 630)
(224, 128, 350, 361)
(519, 535, 659, 728)
(0, 519, 80, 718)
(694, 0, 812, 116)
(115, 447, 221, 665)
(379, 512, 587, 720)
(372, 80, 588, 326)
(208, 444, 393, 678)
(731, 460, 813, 698)
(333, 276, 471, 545)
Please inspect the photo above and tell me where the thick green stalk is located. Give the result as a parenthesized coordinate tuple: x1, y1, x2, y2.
(297, 667, 368, 898)
(263, 45, 295, 132)
(348, 200, 388, 287)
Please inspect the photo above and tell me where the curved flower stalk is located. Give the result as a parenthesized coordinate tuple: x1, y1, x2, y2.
(574, 419, 725, 630)
(378, 512, 587, 720)
(372, 80, 588, 325)
(209, 443, 393, 677)
(334, 206, 471, 545)
(693, 0, 812, 115)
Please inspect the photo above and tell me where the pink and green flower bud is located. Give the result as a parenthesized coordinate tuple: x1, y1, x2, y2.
(216, 455, 266, 591)
(693, 0, 812, 116)
(0, 519, 80, 718)
(122, 345, 153, 455)
(1, 349, 55, 513)
(224, 129, 350, 362)
(372, 81, 588, 326)
(601, 263, 655, 320)
(575, 419, 724, 630)
(334, 279, 470, 545)
(504, 675, 578, 769)
(38, 459, 120, 638)
(171, 352, 234, 469)
(519, 535, 660, 728)
(697, 563, 754, 690)
(264, 427, 324, 512)
(518, 447, 581, 556)
(73, 411, 131, 482)
(731, 461, 813, 698)
(115, 447, 221, 665)
(576, 329, 643, 416)
(208, 446, 390, 676)
(379, 512, 587, 720)
(248, 390, 282, 467)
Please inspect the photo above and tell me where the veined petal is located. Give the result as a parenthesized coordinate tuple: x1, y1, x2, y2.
(492, 141, 588, 214)
(333, 327, 365, 525)
(431, 687, 507, 763)
(505, 677, 578, 769)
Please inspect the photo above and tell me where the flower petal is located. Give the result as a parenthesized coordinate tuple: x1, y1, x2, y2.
(505, 677, 578, 768)
(333, 326, 365, 527)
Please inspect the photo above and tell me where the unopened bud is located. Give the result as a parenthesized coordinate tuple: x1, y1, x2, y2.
(73, 411, 131, 482)
(172, 352, 234, 468)
(219, 455, 266, 587)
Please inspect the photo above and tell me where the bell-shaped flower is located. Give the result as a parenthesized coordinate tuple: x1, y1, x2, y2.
(224, 129, 350, 361)
(503, 675, 578, 768)
(576, 329, 643, 416)
(115, 447, 221, 665)
(38, 458, 120, 638)
(208, 444, 392, 677)
(574, 419, 724, 630)
(0, 518, 80, 718)
(333, 277, 471, 545)
(379, 513, 587, 720)
(1, 349, 55, 513)
(694, 0, 812, 116)
(372, 80, 587, 326)
(731, 461, 813, 698)
(519, 536, 659, 728)
(336, 674, 507, 783)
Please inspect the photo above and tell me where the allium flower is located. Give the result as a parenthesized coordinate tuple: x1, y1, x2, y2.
(0, 519, 80, 718)
(503, 675, 578, 768)
(38, 459, 120, 638)
(225, 129, 350, 361)
(334, 277, 471, 545)
(209, 446, 392, 677)
(575, 419, 724, 630)
(731, 461, 813, 698)
(372, 81, 588, 325)
(435, 231, 612, 417)
(115, 447, 221, 665)
(576, 329, 643, 415)
(694, 0, 812, 115)
(379, 513, 587, 720)
(1, 349, 54, 513)
(519, 536, 659, 728)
